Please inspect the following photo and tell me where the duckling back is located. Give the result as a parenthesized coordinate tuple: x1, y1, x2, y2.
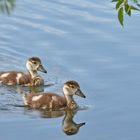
(22, 92, 67, 110)
(0, 71, 31, 85)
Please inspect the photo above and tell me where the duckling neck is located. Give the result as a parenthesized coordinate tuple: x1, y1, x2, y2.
(64, 95, 73, 104)
(64, 95, 77, 109)
(28, 70, 39, 79)
(63, 111, 74, 126)
(64, 111, 74, 122)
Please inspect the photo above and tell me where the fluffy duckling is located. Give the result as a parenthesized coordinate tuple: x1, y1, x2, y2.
(22, 80, 86, 110)
(0, 57, 47, 86)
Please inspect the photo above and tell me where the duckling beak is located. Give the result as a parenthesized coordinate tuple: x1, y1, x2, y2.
(37, 65, 47, 73)
(75, 89, 86, 98)
(77, 122, 86, 128)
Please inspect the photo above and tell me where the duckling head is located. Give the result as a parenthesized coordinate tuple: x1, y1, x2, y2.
(63, 80, 86, 98)
(26, 57, 47, 74)
(63, 122, 85, 135)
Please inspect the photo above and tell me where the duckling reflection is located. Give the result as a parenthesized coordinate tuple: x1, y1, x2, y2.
(28, 83, 55, 93)
(29, 86, 45, 93)
(36, 109, 86, 135)
(62, 110, 85, 135)
(0, 0, 15, 15)
(12, 83, 44, 96)
(39, 109, 65, 118)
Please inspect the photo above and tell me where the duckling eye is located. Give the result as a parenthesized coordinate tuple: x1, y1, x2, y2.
(70, 128, 74, 132)
(70, 85, 75, 88)
(32, 61, 37, 64)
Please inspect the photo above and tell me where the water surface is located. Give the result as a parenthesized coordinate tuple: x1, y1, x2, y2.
(0, 0, 140, 140)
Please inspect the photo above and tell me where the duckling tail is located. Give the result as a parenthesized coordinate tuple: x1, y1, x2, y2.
(16, 87, 29, 106)
(18, 89, 28, 106)
(21, 92, 28, 105)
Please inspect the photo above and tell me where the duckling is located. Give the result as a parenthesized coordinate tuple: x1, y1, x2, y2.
(0, 57, 47, 86)
(22, 80, 86, 110)
(63, 110, 85, 135)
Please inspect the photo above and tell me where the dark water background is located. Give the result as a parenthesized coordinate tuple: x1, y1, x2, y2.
(0, 0, 140, 140)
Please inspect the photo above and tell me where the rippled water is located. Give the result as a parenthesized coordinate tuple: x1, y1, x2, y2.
(0, 0, 140, 140)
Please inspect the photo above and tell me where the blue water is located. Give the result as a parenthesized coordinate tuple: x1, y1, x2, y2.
(0, 0, 140, 140)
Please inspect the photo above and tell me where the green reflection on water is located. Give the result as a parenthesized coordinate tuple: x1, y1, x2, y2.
(0, 0, 15, 15)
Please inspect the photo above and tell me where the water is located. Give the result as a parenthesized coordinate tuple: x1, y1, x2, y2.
(0, 0, 140, 140)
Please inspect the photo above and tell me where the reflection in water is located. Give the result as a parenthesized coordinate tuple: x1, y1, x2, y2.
(0, 0, 15, 15)
(15, 82, 55, 95)
(62, 110, 85, 135)
(39, 109, 65, 118)
(28, 83, 55, 93)
(23, 108, 86, 135)
(37, 109, 86, 135)
(27, 86, 45, 93)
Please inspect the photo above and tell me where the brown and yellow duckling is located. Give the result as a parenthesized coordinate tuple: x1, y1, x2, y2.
(0, 57, 47, 86)
(22, 80, 86, 110)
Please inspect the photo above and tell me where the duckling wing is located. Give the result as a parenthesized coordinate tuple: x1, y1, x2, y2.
(0, 71, 31, 85)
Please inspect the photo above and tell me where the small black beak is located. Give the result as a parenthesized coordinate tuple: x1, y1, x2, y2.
(77, 122, 86, 128)
(37, 65, 47, 73)
(75, 89, 86, 98)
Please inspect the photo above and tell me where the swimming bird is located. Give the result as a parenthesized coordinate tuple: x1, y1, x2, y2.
(0, 57, 47, 86)
(22, 80, 86, 110)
